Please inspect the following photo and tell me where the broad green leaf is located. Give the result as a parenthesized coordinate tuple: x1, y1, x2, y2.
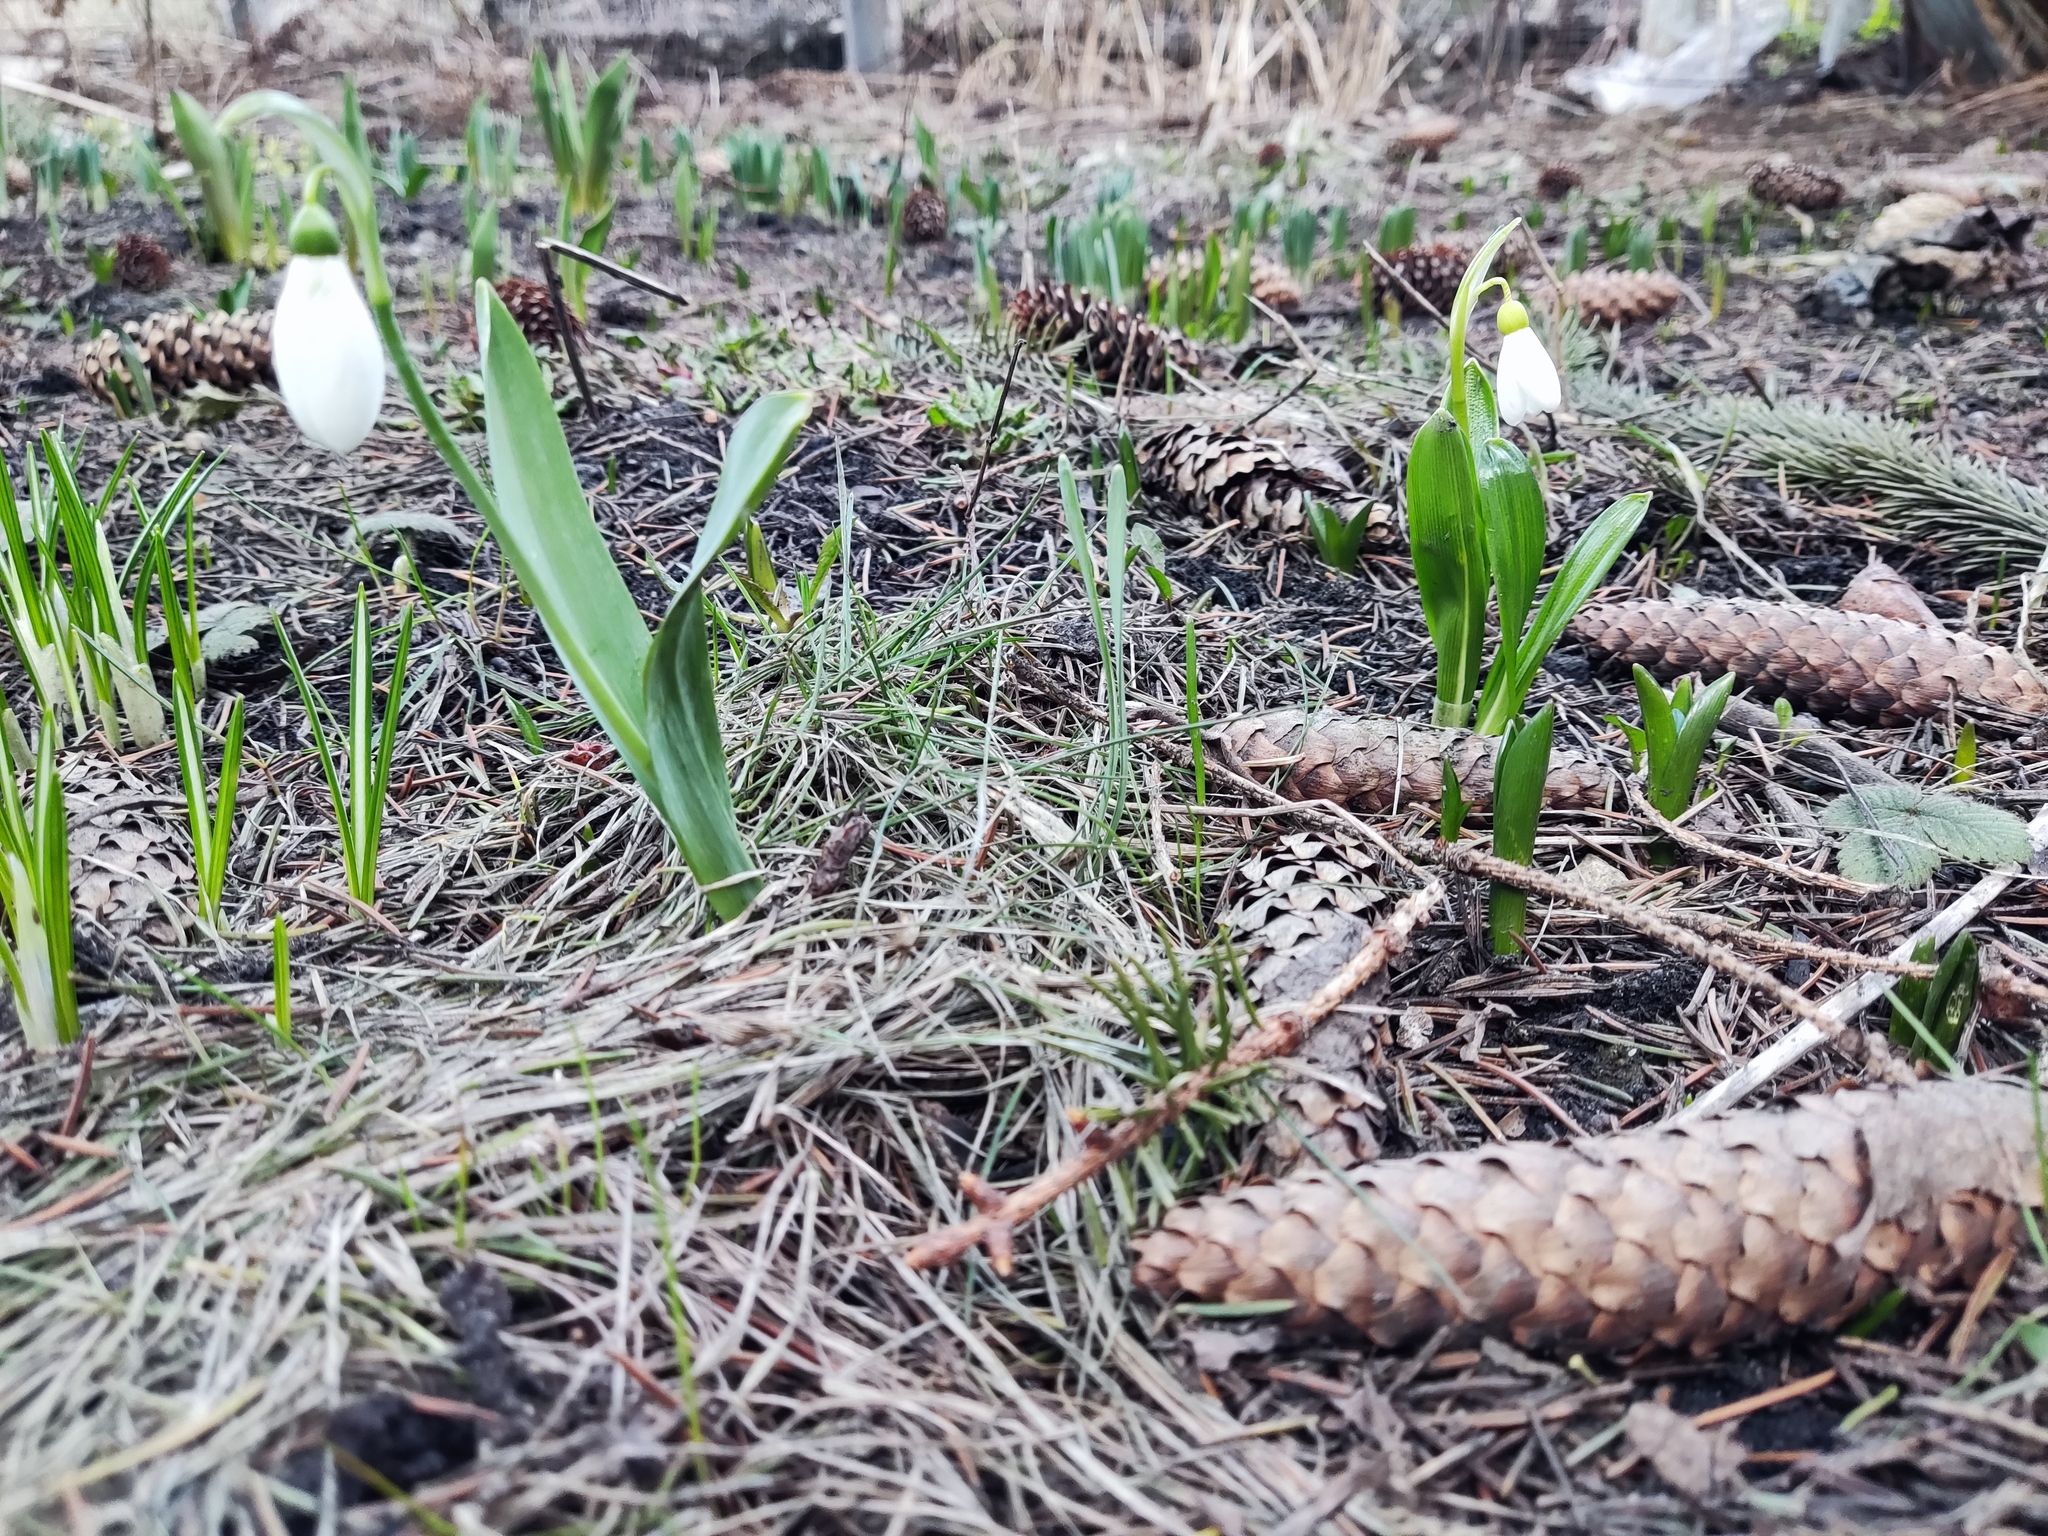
(677, 391, 811, 593)
(1406, 409, 1487, 726)
(1474, 436, 1543, 644)
(1822, 784, 2030, 887)
(532, 51, 577, 193)
(1474, 490, 1649, 735)
(643, 586, 757, 921)
(577, 54, 636, 217)
(1633, 665, 1678, 781)
(477, 281, 653, 776)
(1464, 361, 1499, 446)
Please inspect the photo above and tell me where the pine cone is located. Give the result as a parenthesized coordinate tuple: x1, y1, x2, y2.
(1749, 158, 1845, 211)
(76, 308, 273, 406)
(492, 276, 584, 349)
(1137, 422, 1367, 537)
(902, 185, 948, 245)
(1562, 269, 1683, 325)
(1211, 710, 1611, 811)
(1535, 162, 1583, 200)
(1009, 279, 1197, 392)
(111, 232, 172, 292)
(1134, 1078, 2039, 1355)
(1571, 595, 2048, 724)
(1363, 244, 1468, 317)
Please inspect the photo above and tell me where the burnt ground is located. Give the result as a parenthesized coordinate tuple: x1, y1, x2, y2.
(0, 61, 2047, 1536)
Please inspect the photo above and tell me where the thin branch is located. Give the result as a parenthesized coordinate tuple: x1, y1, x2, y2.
(906, 883, 1443, 1273)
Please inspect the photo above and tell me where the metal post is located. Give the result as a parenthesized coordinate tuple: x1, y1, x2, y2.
(842, 0, 904, 74)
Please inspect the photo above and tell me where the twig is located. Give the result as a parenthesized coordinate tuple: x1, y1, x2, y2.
(905, 883, 1442, 1273)
(1624, 779, 1885, 897)
(962, 339, 1023, 528)
(56, 1032, 96, 1139)
(538, 242, 602, 423)
(1418, 837, 1917, 1087)
(534, 237, 694, 311)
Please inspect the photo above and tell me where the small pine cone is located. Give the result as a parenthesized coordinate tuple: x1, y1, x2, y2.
(76, 308, 273, 405)
(111, 232, 173, 292)
(901, 185, 948, 245)
(1134, 1078, 2038, 1355)
(1137, 422, 1364, 538)
(492, 276, 584, 348)
(1535, 162, 1583, 200)
(1009, 279, 1197, 392)
(1211, 709, 1610, 812)
(1571, 595, 2048, 724)
(1362, 244, 1468, 317)
(1748, 158, 1845, 211)
(1562, 268, 1683, 325)
(1249, 255, 1302, 313)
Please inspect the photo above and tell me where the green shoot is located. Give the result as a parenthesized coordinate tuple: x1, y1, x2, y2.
(1889, 933, 1978, 1064)
(271, 914, 293, 1050)
(1305, 498, 1374, 575)
(1609, 667, 1735, 821)
(531, 50, 635, 220)
(0, 719, 78, 1054)
(276, 589, 414, 906)
(1488, 703, 1554, 956)
(1440, 760, 1468, 842)
(172, 679, 244, 929)
(169, 90, 254, 265)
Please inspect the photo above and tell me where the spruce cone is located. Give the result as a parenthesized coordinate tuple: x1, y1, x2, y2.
(1212, 710, 1611, 811)
(1009, 279, 1197, 392)
(1535, 162, 1583, 200)
(110, 232, 172, 292)
(902, 185, 949, 245)
(1748, 158, 1845, 211)
(1363, 244, 1468, 317)
(1134, 1078, 2041, 1355)
(492, 276, 583, 348)
(1138, 423, 1371, 537)
(1563, 269, 1683, 325)
(1571, 595, 2048, 724)
(76, 308, 273, 405)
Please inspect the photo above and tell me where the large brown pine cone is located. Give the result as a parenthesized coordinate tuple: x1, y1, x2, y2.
(1562, 269, 1683, 325)
(1009, 279, 1197, 392)
(1749, 158, 1846, 211)
(76, 308, 273, 406)
(1134, 1078, 2039, 1355)
(1212, 710, 1611, 812)
(1137, 423, 1368, 537)
(1571, 595, 2048, 724)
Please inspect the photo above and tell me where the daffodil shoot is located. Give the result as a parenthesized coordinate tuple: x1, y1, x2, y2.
(1404, 220, 1648, 732)
(272, 203, 386, 455)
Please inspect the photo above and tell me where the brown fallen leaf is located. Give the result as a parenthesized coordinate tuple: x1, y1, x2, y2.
(1624, 1401, 1745, 1502)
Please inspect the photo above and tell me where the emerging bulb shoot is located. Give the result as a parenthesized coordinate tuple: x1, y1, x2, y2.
(272, 203, 385, 455)
(1493, 297, 1560, 427)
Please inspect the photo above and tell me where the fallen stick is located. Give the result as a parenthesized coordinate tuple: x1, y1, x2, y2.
(905, 882, 1443, 1273)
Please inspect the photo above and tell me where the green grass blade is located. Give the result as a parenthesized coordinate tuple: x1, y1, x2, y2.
(274, 614, 352, 862)
(31, 724, 76, 1046)
(171, 676, 213, 908)
(170, 90, 251, 264)
(211, 696, 245, 917)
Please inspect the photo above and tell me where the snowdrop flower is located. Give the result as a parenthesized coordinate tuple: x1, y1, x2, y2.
(1493, 297, 1560, 426)
(273, 204, 385, 454)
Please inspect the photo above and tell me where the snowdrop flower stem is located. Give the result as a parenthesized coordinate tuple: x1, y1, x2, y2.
(1439, 219, 1520, 440)
(215, 92, 499, 521)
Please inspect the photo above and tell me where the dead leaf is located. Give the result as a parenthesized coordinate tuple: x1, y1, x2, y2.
(1624, 1401, 1744, 1502)
(1185, 1326, 1279, 1373)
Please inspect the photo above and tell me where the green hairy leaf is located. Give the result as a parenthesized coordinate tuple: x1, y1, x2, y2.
(1822, 785, 2031, 887)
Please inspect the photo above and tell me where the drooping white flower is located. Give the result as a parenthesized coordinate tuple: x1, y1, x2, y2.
(1493, 298, 1560, 426)
(272, 204, 385, 455)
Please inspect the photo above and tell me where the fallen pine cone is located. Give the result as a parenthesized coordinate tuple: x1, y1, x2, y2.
(808, 813, 873, 897)
(1010, 279, 1197, 392)
(1571, 595, 2048, 724)
(1837, 556, 1940, 628)
(1563, 269, 1683, 325)
(1136, 422, 1367, 538)
(111, 232, 173, 293)
(1211, 710, 1610, 811)
(1749, 157, 1845, 212)
(76, 308, 273, 406)
(1134, 1077, 2041, 1354)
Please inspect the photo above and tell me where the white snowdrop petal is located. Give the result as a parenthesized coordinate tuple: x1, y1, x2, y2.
(272, 256, 386, 455)
(1495, 327, 1561, 426)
